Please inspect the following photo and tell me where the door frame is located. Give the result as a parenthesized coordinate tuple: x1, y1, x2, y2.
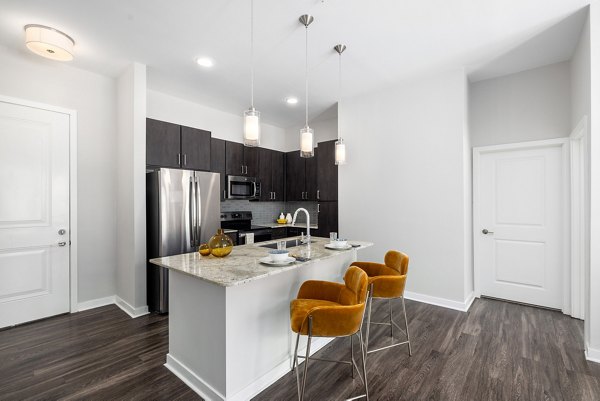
(473, 138, 570, 313)
(570, 117, 588, 319)
(0, 95, 78, 313)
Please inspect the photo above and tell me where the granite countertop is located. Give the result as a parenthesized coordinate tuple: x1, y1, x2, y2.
(255, 222, 318, 229)
(149, 236, 373, 287)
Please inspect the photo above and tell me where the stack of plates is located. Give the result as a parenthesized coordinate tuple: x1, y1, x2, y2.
(259, 256, 296, 266)
(324, 243, 353, 250)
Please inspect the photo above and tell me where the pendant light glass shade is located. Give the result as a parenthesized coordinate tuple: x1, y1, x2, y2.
(300, 126, 315, 157)
(243, 0, 260, 147)
(243, 107, 260, 146)
(335, 138, 346, 165)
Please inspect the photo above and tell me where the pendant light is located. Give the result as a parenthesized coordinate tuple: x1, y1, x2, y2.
(299, 14, 315, 158)
(243, 0, 260, 147)
(334, 44, 347, 165)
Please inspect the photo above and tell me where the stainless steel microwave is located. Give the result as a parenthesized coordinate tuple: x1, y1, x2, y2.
(226, 175, 260, 200)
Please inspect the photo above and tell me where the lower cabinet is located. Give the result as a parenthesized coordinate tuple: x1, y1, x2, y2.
(271, 227, 287, 240)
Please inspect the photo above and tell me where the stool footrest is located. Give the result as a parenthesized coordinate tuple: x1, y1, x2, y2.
(346, 394, 368, 400)
(298, 355, 351, 365)
(367, 340, 409, 354)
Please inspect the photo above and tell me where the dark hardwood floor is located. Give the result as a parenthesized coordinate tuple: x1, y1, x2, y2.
(254, 298, 600, 401)
(1, 298, 598, 401)
(0, 305, 201, 401)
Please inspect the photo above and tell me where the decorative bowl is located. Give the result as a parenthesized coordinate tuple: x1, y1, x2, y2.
(331, 239, 348, 248)
(277, 219, 288, 224)
(269, 249, 289, 262)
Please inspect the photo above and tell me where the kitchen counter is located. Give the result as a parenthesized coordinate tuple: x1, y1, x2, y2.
(154, 235, 373, 401)
(150, 236, 370, 287)
(254, 222, 318, 229)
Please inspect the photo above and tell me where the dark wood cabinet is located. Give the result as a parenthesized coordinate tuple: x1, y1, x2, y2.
(271, 151, 285, 201)
(272, 227, 287, 239)
(146, 118, 212, 171)
(259, 148, 285, 201)
(226, 141, 258, 176)
(181, 126, 211, 171)
(285, 149, 319, 201)
(146, 119, 181, 168)
(316, 140, 338, 201)
(210, 138, 226, 201)
(225, 141, 244, 176)
(316, 202, 338, 237)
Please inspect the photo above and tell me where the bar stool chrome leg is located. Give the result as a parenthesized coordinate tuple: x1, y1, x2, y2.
(389, 299, 393, 337)
(292, 331, 300, 372)
(350, 335, 355, 378)
(401, 296, 412, 356)
(299, 316, 313, 401)
(364, 284, 374, 353)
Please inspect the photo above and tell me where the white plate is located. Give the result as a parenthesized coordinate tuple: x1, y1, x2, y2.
(259, 256, 296, 266)
(325, 244, 353, 250)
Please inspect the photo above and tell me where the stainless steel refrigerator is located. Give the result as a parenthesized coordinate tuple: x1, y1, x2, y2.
(146, 168, 221, 313)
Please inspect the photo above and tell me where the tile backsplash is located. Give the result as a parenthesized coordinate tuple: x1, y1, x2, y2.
(221, 200, 318, 225)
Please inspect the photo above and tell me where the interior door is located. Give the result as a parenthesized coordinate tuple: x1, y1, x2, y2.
(0, 101, 70, 328)
(474, 141, 565, 309)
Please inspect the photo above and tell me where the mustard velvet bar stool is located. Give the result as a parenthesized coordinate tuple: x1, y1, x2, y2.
(353, 250, 412, 358)
(290, 266, 370, 401)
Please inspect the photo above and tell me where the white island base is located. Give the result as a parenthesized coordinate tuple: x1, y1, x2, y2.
(157, 239, 370, 401)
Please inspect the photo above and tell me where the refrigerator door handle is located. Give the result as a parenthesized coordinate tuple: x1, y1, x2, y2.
(189, 176, 195, 247)
(195, 176, 202, 246)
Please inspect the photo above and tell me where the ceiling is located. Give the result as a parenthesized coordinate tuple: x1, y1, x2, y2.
(0, 0, 591, 128)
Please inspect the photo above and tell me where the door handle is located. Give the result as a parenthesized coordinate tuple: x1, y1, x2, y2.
(178, 153, 181, 166)
(58, 241, 67, 247)
(241, 165, 244, 174)
(482, 229, 494, 235)
(317, 190, 320, 200)
(58, 229, 66, 235)
(195, 177, 201, 245)
(184, 154, 187, 166)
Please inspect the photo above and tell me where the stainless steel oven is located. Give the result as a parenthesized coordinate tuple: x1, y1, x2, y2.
(226, 175, 260, 200)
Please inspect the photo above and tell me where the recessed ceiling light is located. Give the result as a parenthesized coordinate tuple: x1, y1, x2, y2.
(24, 24, 74, 61)
(285, 97, 298, 105)
(196, 57, 214, 68)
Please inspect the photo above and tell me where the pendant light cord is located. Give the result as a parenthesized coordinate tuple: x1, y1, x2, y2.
(305, 24, 309, 127)
(338, 51, 342, 141)
(250, 0, 254, 108)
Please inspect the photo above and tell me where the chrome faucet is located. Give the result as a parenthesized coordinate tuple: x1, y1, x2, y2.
(292, 208, 310, 244)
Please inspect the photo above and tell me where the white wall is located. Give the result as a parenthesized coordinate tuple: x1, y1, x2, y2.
(147, 90, 287, 151)
(339, 69, 471, 304)
(469, 61, 571, 147)
(587, 3, 600, 361)
(0, 46, 117, 304)
(571, 9, 591, 345)
(116, 64, 148, 314)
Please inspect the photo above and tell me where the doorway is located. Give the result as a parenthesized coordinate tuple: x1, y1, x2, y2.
(0, 97, 77, 328)
(473, 139, 569, 310)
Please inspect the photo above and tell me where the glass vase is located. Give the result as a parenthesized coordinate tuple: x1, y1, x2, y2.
(209, 229, 233, 258)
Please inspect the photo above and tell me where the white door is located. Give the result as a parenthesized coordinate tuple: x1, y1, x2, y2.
(474, 141, 566, 309)
(0, 101, 70, 328)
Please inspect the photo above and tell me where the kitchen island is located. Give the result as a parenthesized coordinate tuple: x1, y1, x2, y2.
(150, 236, 372, 401)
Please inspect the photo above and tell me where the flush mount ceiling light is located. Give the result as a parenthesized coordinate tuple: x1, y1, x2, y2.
(24, 24, 74, 61)
(243, 0, 261, 147)
(334, 44, 347, 165)
(195, 57, 214, 68)
(299, 14, 315, 158)
(285, 97, 298, 105)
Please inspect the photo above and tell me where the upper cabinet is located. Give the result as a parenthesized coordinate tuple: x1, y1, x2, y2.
(285, 148, 318, 201)
(210, 138, 226, 201)
(258, 148, 285, 201)
(315, 140, 338, 201)
(181, 126, 211, 171)
(146, 118, 211, 171)
(226, 141, 258, 177)
(146, 119, 181, 168)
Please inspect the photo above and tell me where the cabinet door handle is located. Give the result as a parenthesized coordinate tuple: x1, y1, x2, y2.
(184, 154, 187, 166)
(317, 190, 320, 200)
(245, 165, 248, 174)
(223, 190, 226, 199)
(273, 192, 276, 200)
(241, 165, 244, 174)
(178, 153, 181, 165)
(318, 204, 320, 213)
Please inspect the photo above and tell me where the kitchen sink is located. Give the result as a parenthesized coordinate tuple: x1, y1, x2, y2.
(259, 239, 315, 249)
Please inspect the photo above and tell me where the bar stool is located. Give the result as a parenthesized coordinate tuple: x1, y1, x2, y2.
(290, 266, 370, 401)
(353, 250, 411, 358)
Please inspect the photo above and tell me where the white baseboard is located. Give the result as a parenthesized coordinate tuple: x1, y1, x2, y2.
(404, 290, 475, 312)
(76, 296, 116, 312)
(165, 354, 225, 401)
(585, 346, 600, 364)
(166, 337, 333, 401)
(115, 296, 149, 318)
